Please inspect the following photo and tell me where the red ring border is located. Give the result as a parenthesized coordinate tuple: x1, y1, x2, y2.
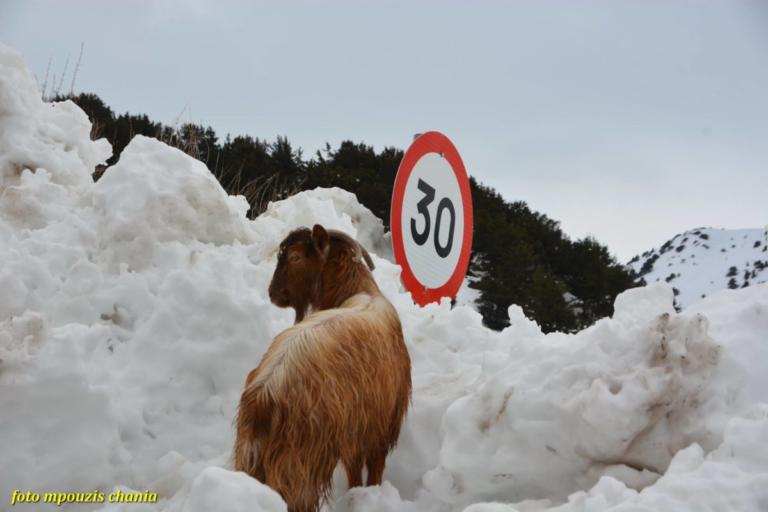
(391, 131, 473, 306)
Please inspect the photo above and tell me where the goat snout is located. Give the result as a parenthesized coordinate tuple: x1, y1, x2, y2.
(268, 283, 290, 307)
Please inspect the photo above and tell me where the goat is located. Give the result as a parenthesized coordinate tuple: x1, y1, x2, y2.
(234, 224, 412, 512)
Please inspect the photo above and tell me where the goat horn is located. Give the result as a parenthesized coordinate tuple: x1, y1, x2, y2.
(327, 229, 376, 271)
(360, 247, 375, 271)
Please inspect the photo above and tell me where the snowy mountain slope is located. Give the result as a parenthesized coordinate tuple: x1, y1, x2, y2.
(2, 44, 768, 512)
(628, 227, 768, 309)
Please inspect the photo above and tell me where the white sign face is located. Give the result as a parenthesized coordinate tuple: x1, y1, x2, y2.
(400, 152, 464, 289)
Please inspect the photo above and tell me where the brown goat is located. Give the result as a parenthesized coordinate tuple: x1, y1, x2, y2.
(234, 224, 412, 512)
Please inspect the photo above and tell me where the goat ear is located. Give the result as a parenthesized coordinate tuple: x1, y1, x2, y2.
(311, 224, 330, 258)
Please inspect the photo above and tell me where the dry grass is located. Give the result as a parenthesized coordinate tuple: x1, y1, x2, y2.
(40, 43, 84, 101)
(218, 167, 305, 218)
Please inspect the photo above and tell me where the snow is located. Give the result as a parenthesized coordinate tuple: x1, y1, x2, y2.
(181, 467, 287, 512)
(93, 135, 253, 252)
(2, 44, 768, 512)
(0, 47, 110, 190)
(628, 227, 768, 308)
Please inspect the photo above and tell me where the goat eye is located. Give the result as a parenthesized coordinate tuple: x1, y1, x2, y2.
(288, 254, 301, 263)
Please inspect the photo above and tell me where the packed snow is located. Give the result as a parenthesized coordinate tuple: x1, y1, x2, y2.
(629, 227, 768, 309)
(2, 44, 768, 512)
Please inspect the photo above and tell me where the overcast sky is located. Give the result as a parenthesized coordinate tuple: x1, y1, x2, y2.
(2, 0, 766, 261)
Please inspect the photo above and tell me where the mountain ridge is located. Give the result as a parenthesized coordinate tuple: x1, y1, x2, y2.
(628, 226, 768, 309)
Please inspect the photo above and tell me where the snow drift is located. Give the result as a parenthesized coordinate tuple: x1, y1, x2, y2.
(1, 44, 767, 512)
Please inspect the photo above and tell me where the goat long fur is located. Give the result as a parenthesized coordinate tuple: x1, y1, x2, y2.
(235, 225, 411, 512)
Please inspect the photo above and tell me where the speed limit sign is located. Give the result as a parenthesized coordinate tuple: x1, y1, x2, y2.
(391, 131, 473, 305)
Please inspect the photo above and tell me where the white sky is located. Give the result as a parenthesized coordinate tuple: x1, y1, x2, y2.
(1, 0, 766, 261)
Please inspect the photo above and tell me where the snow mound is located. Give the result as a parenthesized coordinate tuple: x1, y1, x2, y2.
(0, 44, 110, 189)
(423, 284, 721, 508)
(182, 467, 287, 512)
(463, 406, 768, 512)
(92, 135, 252, 269)
(2, 44, 768, 512)
(257, 186, 391, 259)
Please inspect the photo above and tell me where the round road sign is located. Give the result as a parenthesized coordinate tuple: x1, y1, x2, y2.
(391, 131, 473, 305)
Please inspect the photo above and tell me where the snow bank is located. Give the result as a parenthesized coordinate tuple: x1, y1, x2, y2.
(92, 135, 253, 269)
(463, 406, 768, 512)
(181, 467, 286, 512)
(0, 45, 110, 190)
(2, 44, 767, 512)
(421, 284, 721, 508)
(257, 186, 391, 260)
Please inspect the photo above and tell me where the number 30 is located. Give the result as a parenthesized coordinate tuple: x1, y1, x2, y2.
(410, 179, 456, 258)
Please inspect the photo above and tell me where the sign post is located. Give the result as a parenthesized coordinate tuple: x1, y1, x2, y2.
(391, 131, 473, 305)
